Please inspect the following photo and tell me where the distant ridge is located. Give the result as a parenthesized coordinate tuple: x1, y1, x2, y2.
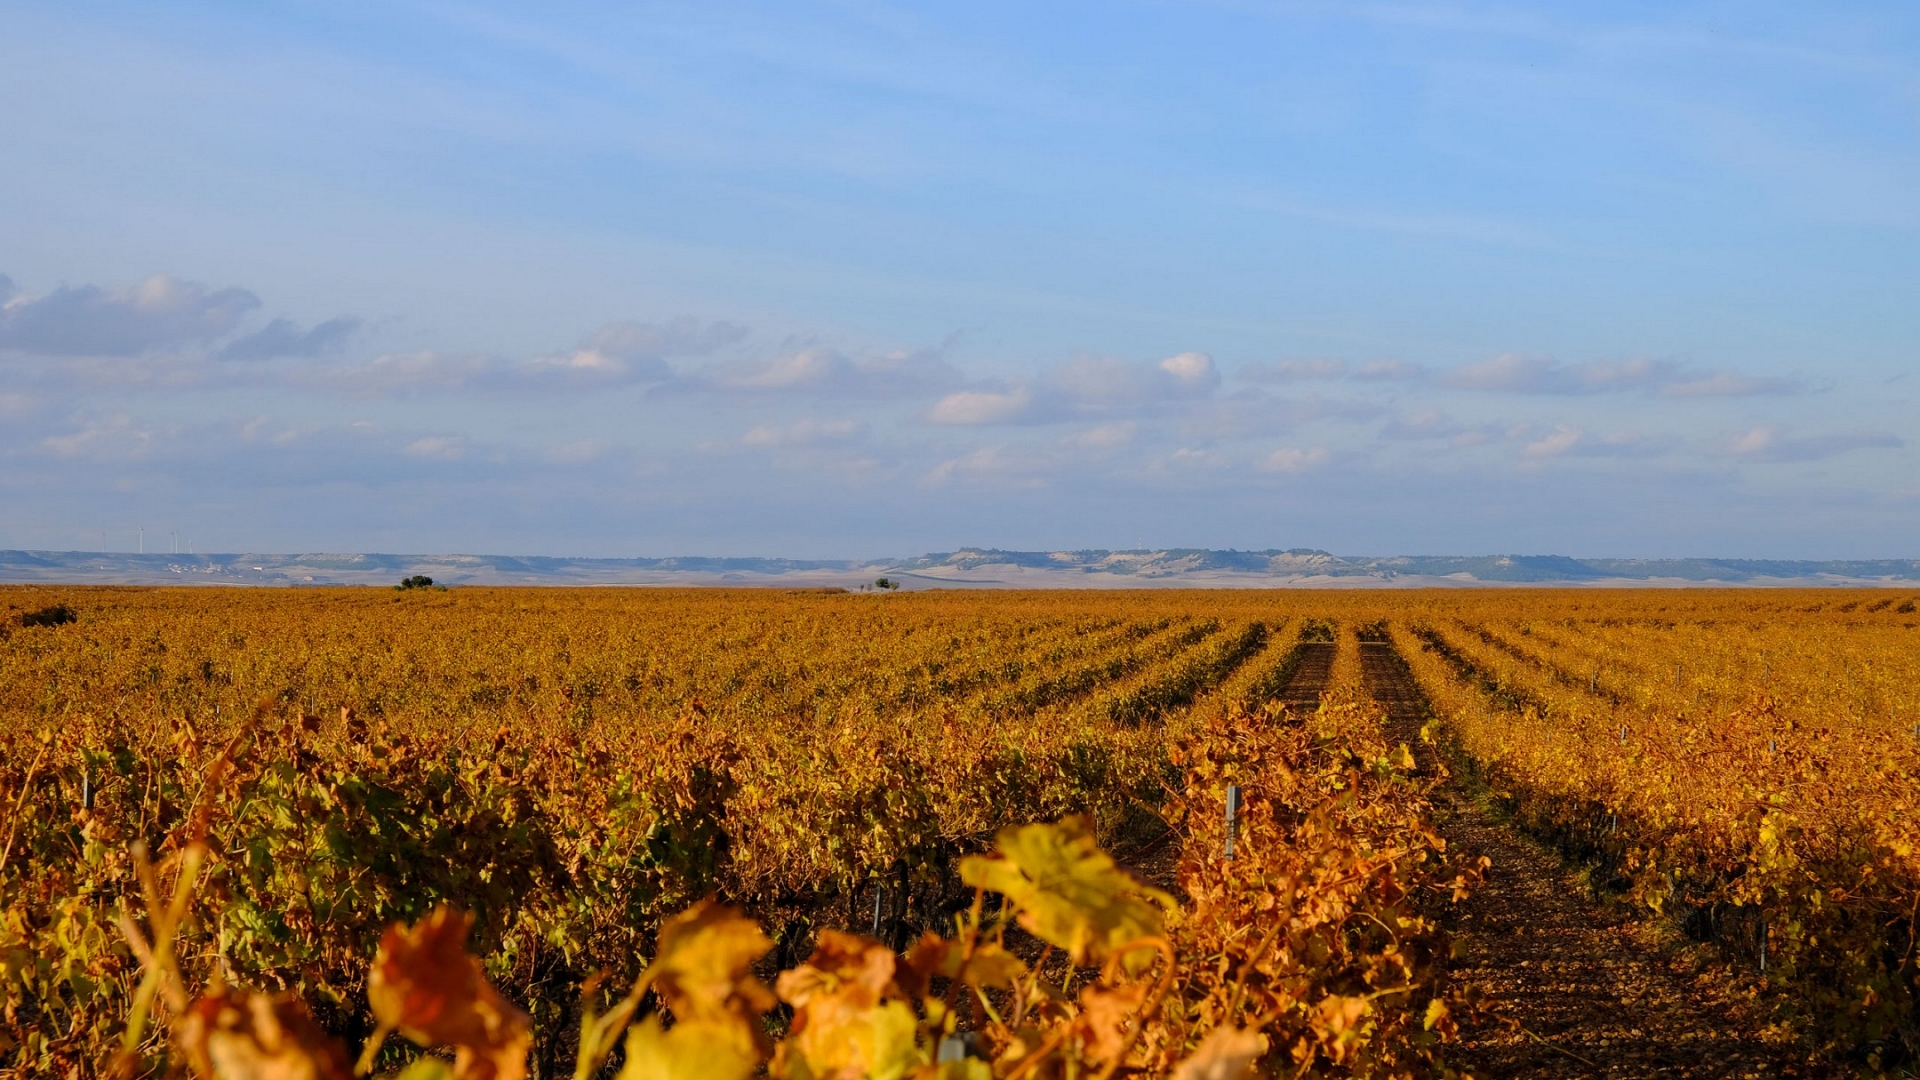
(2, 548, 1918, 588)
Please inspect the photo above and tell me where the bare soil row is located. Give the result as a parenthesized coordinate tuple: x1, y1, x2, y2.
(1345, 639, 1828, 1079)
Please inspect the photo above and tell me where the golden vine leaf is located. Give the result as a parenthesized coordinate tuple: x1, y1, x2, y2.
(366, 907, 531, 1080)
(958, 815, 1172, 968)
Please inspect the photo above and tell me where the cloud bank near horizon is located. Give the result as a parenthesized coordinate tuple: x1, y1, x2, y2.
(1, 268, 1908, 559)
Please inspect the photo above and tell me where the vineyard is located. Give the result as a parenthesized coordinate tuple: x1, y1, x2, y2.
(2, 586, 1918, 1078)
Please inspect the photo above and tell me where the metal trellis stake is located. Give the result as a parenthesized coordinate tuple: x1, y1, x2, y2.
(1224, 785, 1242, 860)
(871, 885, 885, 938)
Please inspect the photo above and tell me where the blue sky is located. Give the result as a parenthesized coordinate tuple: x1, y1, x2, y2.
(1, 1, 1916, 558)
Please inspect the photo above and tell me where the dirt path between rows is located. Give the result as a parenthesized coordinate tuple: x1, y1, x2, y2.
(1275, 640, 1335, 712)
(1353, 641, 1829, 1079)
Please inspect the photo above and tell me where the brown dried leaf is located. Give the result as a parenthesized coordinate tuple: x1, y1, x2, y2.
(1071, 982, 1145, 1063)
(1170, 1026, 1266, 1080)
(176, 983, 354, 1080)
(366, 907, 531, 1080)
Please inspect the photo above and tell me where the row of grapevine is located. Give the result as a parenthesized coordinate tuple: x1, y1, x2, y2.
(0, 589, 1347, 1075)
(1391, 615, 1920, 1065)
(81, 621, 1473, 1080)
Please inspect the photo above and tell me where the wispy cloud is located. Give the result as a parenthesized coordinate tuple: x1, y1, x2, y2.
(1237, 357, 1349, 382)
(219, 316, 361, 361)
(927, 385, 1035, 425)
(1726, 426, 1902, 462)
(679, 342, 961, 398)
(1062, 422, 1136, 450)
(0, 274, 259, 356)
(922, 444, 1050, 488)
(401, 435, 467, 461)
(926, 351, 1222, 427)
(1261, 446, 1331, 473)
(1236, 348, 1804, 401)
(1662, 372, 1805, 398)
(1441, 353, 1804, 398)
(1519, 425, 1676, 461)
(40, 415, 164, 461)
(740, 417, 864, 449)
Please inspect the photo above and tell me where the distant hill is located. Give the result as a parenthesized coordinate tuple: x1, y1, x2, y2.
(2, 547, 1917, 588)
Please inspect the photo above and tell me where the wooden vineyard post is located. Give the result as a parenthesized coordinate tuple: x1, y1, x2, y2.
(1223, 785, 1242, 859)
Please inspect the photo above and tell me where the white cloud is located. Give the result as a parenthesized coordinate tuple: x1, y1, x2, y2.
(0, 274, 259, 356)
(1382, 408, 1462, 440)
(219, 316, 360, 362)
(1521, 424, 1584, 459)
(1354, 359, 1426, 381)
(1662, 372, 1804, 398)
(402, 435, 466, 461)
(927, 385, 1034, 425)
(1440, 352, 1803, 398)
(1261, 446, 1330, 473)
(687, 342, 960, 398)
(928, 351, 1223, 428)
(544, 439, 610, 464)
(1726, 426, 1902, 462)
(1729, 426, 1778, 456)
(40, 415, 161, 461)
(1063, 422, 1136, 450)
(741, 417, 864, 448)
(725, 347, 837, 389)
(922, 444, 1049, 488)
(322, 351, 495, 396)
(1049, 355, 1147, 405)
(1239, 358, 1349, 382)
(1167, 446, 1226, 469)
(526, 319, 743, 385)
(1158, 351, 1219, 391)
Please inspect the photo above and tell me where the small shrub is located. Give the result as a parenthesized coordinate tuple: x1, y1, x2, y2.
(21, 604, 76, 627)
(396, 575, 434, 591)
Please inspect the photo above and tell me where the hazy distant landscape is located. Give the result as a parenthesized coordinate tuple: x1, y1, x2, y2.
(6, 546, 1917, 588)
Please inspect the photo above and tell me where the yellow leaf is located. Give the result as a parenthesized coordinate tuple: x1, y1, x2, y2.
(773, 932, 926, 1080)
(958, 816, 1173, 969)
(902, 933, 1026, 992)
(772, 999, 921, 1080)
(614, 1017, 756, 1080)
(647, 900, 776, 1026)
(1170, 1027, 1266, 1080)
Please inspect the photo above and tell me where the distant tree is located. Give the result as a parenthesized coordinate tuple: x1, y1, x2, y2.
(397, 575, 435, 590)
(874, 577, 900, 591)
